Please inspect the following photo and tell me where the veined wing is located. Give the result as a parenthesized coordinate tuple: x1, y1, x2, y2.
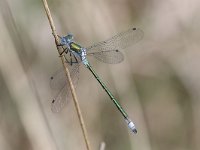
(87, 49, 124, 64)
(50, 63, 79, 112)
(86, 27, 143, 53)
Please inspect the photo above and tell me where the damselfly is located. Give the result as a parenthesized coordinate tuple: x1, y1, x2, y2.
(50, 27, 143, 134)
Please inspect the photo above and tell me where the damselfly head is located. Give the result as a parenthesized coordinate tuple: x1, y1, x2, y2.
(60, 34, 74, 45)
(60, 37, 67, 45)
(62, 34, 73, 44)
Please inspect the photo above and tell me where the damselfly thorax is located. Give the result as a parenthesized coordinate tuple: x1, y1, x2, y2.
(62, 40, 87, 65)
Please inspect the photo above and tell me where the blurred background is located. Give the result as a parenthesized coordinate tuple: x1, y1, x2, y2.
(0, 0, 200, 150)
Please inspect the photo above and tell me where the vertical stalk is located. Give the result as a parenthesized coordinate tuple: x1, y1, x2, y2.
(41, 0, 91, 149)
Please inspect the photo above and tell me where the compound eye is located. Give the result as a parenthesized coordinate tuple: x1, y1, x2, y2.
(68, 34, 73, 40)
(60, 38, 66, 45)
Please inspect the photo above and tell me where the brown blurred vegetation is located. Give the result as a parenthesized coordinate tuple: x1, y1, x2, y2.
(0, 0, 200, 150)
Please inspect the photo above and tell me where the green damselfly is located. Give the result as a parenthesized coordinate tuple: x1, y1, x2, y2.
(50, 27, 143, 134)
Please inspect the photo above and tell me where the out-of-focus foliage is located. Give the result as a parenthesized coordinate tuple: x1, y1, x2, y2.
(0, 0, 200, 150)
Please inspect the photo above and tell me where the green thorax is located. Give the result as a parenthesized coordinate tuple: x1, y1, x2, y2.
(69, 42, 82, 53)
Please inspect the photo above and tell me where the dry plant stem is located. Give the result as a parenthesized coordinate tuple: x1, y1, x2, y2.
(42, 0, 91, 150)
(99, 142, 106, 150)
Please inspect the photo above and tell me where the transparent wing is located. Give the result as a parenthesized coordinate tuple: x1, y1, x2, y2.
(51, 86, 68, 113)
(87, 50, 124, 64)
(50, 63, 79, 112)
(50, 63, 79, 90)
(86, 28, 143, 64)
(86, 27, 143, 54)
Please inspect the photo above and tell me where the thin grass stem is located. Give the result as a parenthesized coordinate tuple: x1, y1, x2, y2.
(41, 0, 91, 150)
